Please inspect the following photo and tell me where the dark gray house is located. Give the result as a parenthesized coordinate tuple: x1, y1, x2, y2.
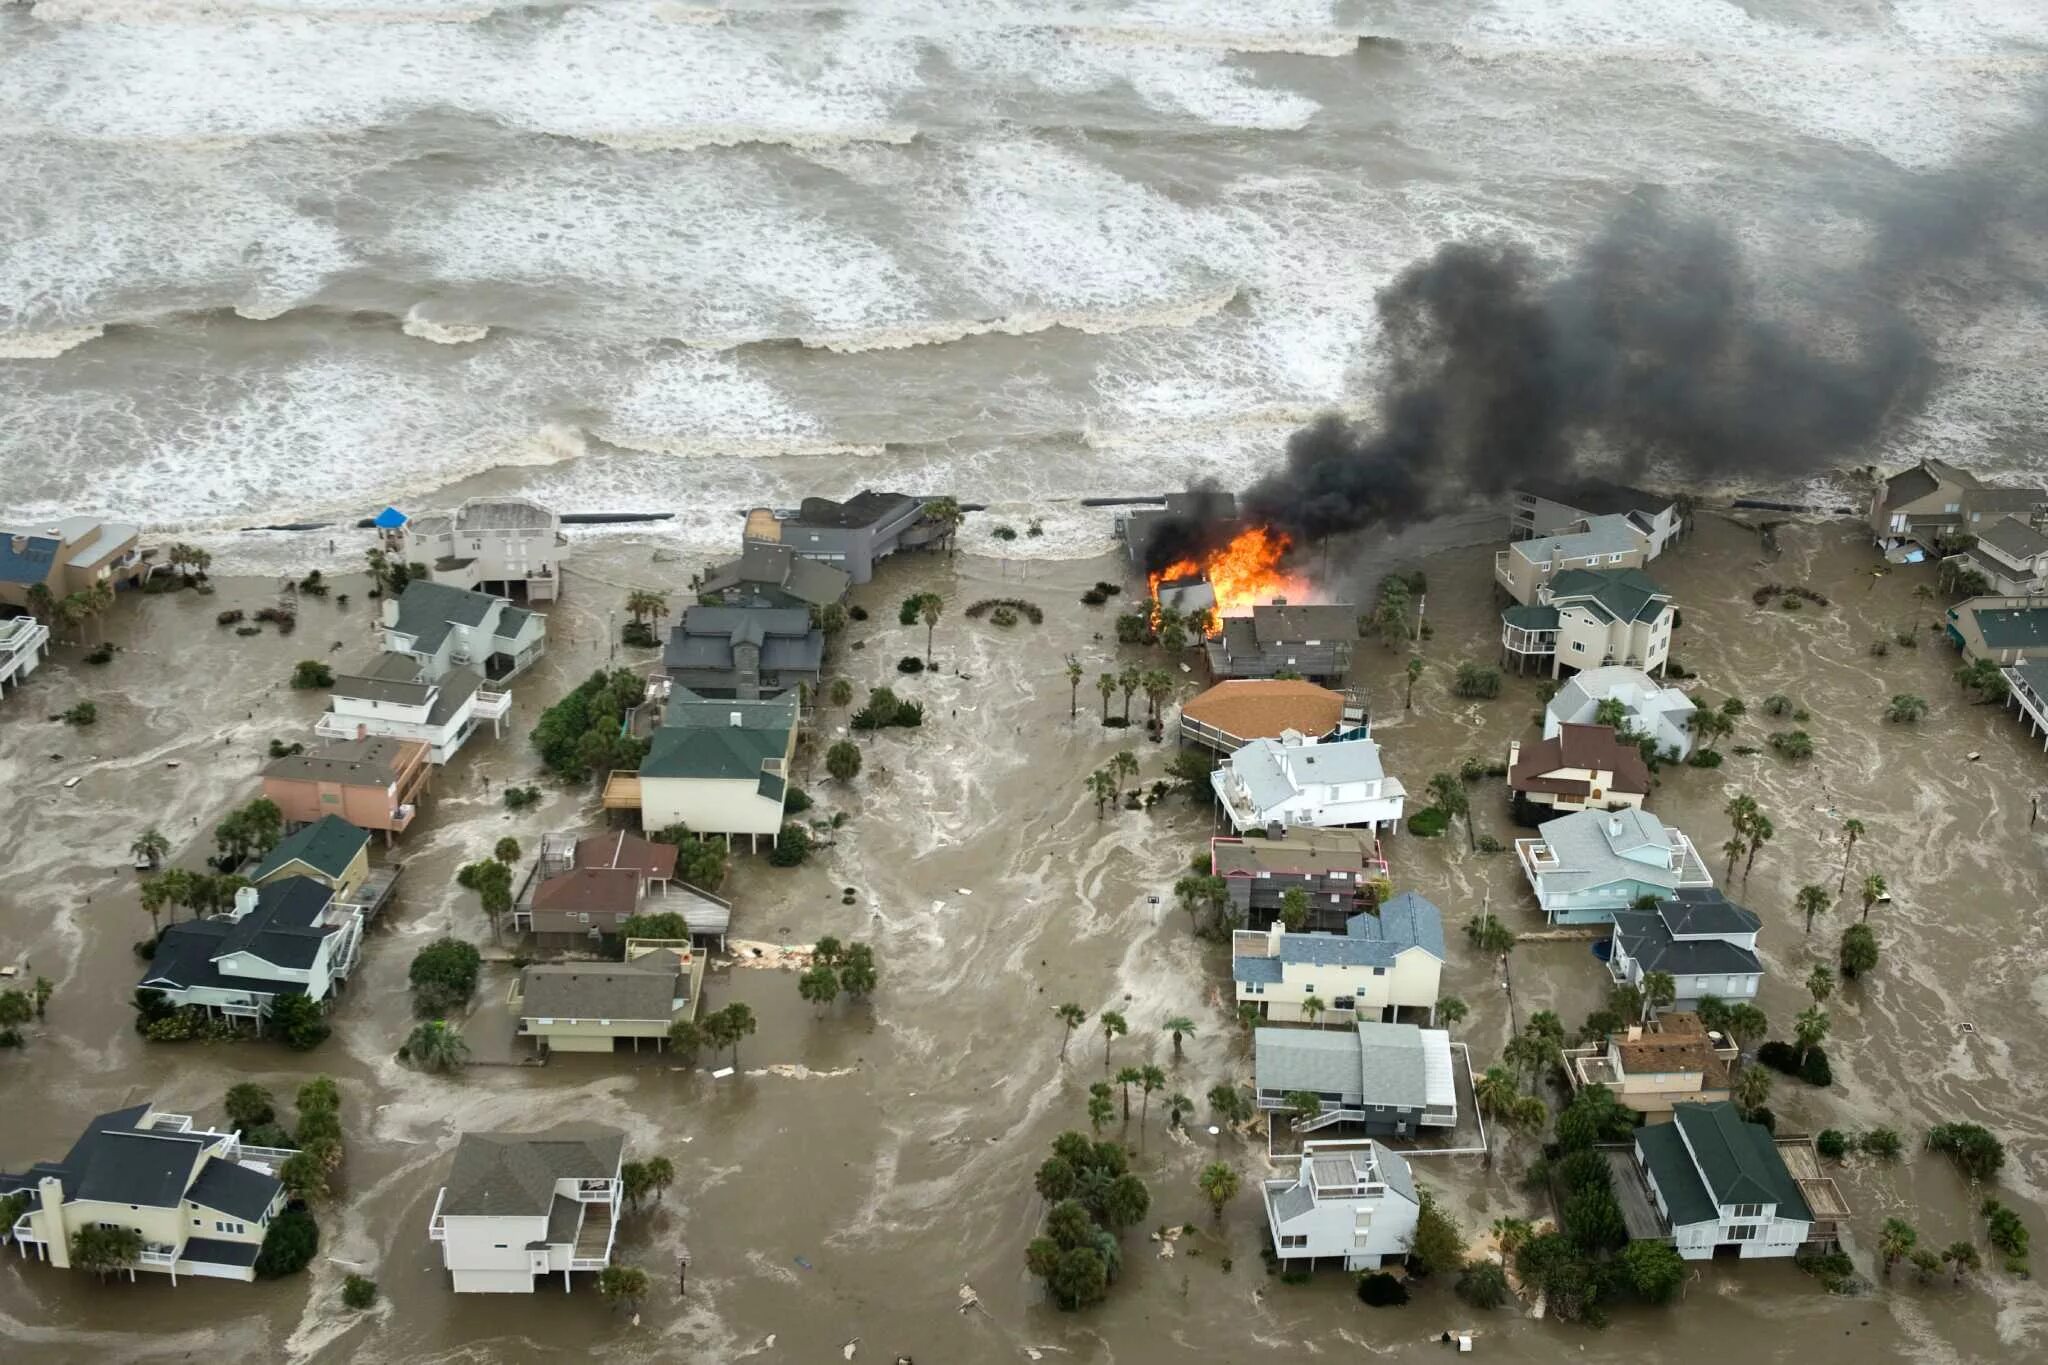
(697, 541, 851, 610)
(741, 490, 944, 584)
(663, 605, 822, 700)
(1211, 828, 1387, 932)
(1206, 603, 1357, 682)
(1254, 1020, 1457, 1137)
(1119, 490, 1241, 567)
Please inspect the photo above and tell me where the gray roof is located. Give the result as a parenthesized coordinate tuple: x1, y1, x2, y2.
(180, 1237, 261, 1268)
(1211, 828, 1380, 878)
(1510, 513, 1641, 564)
(1515, 479, 1675, 520)
(1234, 955, 1284, 986)
(1610, 909, 1762, 979)
(1233, 894, 1444, 978)
(1531, 808, 1695, 897)
(332, 651, 436, 705)
(1250, 603, 1357, 646)
(1977, 516, 2048, 560)
(787, 490, 919, 531)
(264, 735, 417, 786)
(452, 497, 556, 531)
(495, 605, 536, 641)
(1255, 1021, 1430, 1109)
(187, 1157, 282, 1221)
(141, 877, 338, 990)
(0, 1106, 279, 1222)
(1225, 734, 1387, 814)
(701, 542, 850, 608)
(519, 956, 686, 1021)
(1658, 886, 1762, 938)
(441, 1125, 625, 1218)
(1879, 463, 1942, 508)
(1268, 1181, 1315, 1224)
(664, 605, 823, 674)
(390, 580, 496, 654)
(1374, 1142, 1417, 1204)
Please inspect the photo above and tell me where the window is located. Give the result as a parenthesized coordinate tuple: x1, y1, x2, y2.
(1372, 966, 1386, 976)
(214, 1220, 245, 1235)
(1726, 1223, 1759, 1241)
(1281, 1235, 1308, 1249)
(494, 1242, 509, 1249)
(1729, 1203, 1764, 1220)
(1608, 553, 1624, 563)
(1572, 641, 1587, 652)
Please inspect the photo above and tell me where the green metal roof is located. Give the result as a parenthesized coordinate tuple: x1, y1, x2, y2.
(1636, 1120, 1718, 1228)
(1546, 567, 1670, 624)
(1503, 604, 1561, 631)
(1966, 602, 2048, 651)
(253, 815, 369, 882)
(1672, 1102, 1811, 1220)
(642, 695, 796, 782)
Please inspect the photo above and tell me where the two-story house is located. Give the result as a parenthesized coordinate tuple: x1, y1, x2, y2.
(0, 612, 51, 702)
(663, 605, 822, 701)
(1565, 1012, 1737, 1119)
(1607, 888, 1765, 1007)
(741, 490, 945, 583)
(1494, 514, 1648, 605)
(380, 580, 546, 684)
(1232, 893, 1446, 1025)
(1544, 665, 1697, 759)
(512, 943, 704, 1054)
(428, 1125, 624, 1293)
(1509, 480, 1682, 558)
(2, 1104, 294, 1285)
(0, 515, 148, 611)
(697, 540, 851, 610)
(1210, 827, 1388, 932)
(1262, 1141, 1421, 1273)
(317, 653, 511, 764)
(249, 814, 370, 900)
(1254, 1020, 1458, 1138)
(1947, 595, 2048, 665)
(1501, 568, 1675, 681)
(1632, 1102, 1827, 1260)
(1515, 807, 1713, 925)
(399, 496, 568, 602)
(1869, 458, 2048, 562)
(1179, 679, 1349, 755)
(1211, 730, 1406, 834)
(1506, 723, 1651, 821)
(1205, 603, 1357, 683)
(138, 879, 366, 1027)
(261, 735, 432, 843)
(1949, 517, 2048, 596)
(631, 691, 799, 851)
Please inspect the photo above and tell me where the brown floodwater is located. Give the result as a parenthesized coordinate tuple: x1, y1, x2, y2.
(2, 513, 2044, 1364)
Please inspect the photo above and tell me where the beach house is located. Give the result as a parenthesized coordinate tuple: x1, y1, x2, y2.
(1508, 480, 1683, 558)
(1515, 807, 1713, 925)
(1211, 730, 1406, 834)
(1500, 568, 1675, 681)
(1542, 665, 1697, 759)
(741, 490, 945, 583)
(1630, 1102, 1838, 1260)
(697, 541, 851, 610)
(261, 736, 432, 843)
(0, 613, 51, 703)
(249, 814, 370, 900)
(138, 879, 367, 1026)
(1869, 459, 2048, 563)
(1178, 678, 1351, 755)
(1209, 827, 1389, 933)
(398, 496, 569, 602)
(428, 1125, 624, 1293)
(0, 515, 148, 611)
(1606, 888, 1765, 1007)
(628, 691, 799, 850)
(1494, 514, 1649, 605)
(317, 654, 511, 763)
(511, 943, 704, 1054)
(1205, 603, 1358, 683)
(1564, 1012, 1738, 1119)
(1253, 1020, 1458, 1137)
(1261, 1141, 1421, 1273)
(662, 605, 822, 701)
(1232, 893, 1446, 1025)
(380, 580, 546, 684)
(1506, 723, 1651, 820)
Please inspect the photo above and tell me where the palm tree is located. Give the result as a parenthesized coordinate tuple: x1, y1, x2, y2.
(1859, 871, 1887, 922)
(922, 496, 964, 555)
(1795, 883, 1830, 935)
(1793, 1005, 1831, 1060)
(1087, 1083, 1114, 1134)
(1099, 1009, 1128, 1068)
(1278, 886, 1309, 932)
(1405, 656, 1423, 710)
(1235, 1001, 1261, 1032)
(1473, 1066, 1519, 1121)
(1114, 1066, 1143, 1122)
(1116, 664, 1140, 725)
(1085, 768, 1117, 818)
(1878, 1218, 1918, 1276)
(1110, 748, 1139, 800)
(1065, 656, 1083, 719)
(24, 582, 54, 623)
(1726, 1003, 1769, 1050)
(54, 591, 89, 644)
(1639, 970, 1676, 1021)
(1838, 818, 1865, 894)
(1427, 770, 1474, 850)
(1055, 1002, 1087, 1059)
(129, 827, 170, 871)
(1492, 1218, 1534, 1258)
(1805, 963, 1834, 1007)
(404, 1020, 471, 1073)
(1165, 1092, 1193, 1129)
(1435, 996, 1468, 1027)
(1732, 1063, 1772, 1118)
(624, 588, 668, 623)
(1142, 669, 1173, 725)
(919, 593, 943, 665)
(87, 579, 114, 643)
(1163, 1015, 1196, 1060)
(1721, 835, 1746, 882)
(1743, 813, 1774, 881)
(1197, 1163, 1239, 1222)
(1300, 994, 1325, 1029)
(1138, 1064, 1166, 1126)
(1944, 1240, 1981, 1284)
(1095, 672, 1115, 724)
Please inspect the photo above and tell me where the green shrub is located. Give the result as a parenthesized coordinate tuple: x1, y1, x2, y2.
(1816, 1129, 1849, 1160)
(768, 823, 812, 867)
(1685, 749, 1724, 768)
(1454, 1260, 1510, 1309)
(896, 656, 925, 674)
(620, 620, 658, 648)
(1452, 662, 1502, 699)
(1860, 1127, 1903, 1159)
(1406, 807, 1450, 837)
(1474, 834, 1503, 854)
(502, 784, 542, 811)
(254, 1209, 319, 1278)
(342, 1274, 378, 1309)
(1798, 1046, 1833, 1087)
(270, 993, 331, 1052)
(290, 660, 335, 690)
(62, 701, 97, 727)
(1757, 1041, 1799, 1074)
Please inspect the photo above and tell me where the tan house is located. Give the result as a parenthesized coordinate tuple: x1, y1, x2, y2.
(1565, 1012, 1737, 1119)
(628, 691, 799, 849)
(1506, 723, 1651, 818)
(1494, 514, 1648, 605)
(1231, 892, 1446, 1025)
(1869, 458, 2048, 562)
(261, 737, 431, 843)
(0, 515, 148, 611)
(249, 814, 371, 900)
(510, 943, 704, 1053)
(2, 1104, 294, 1284)
(1501, 568, 1675, 680)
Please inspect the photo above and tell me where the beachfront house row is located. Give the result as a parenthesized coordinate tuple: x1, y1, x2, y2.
(1606, 888, 1765, 1007)
(1501, 568, 1675, 681)
(1515, 807, 1713, 926)
(0, 613, 51, 703)
(741, 490, 947, 583)
(1177, 678, 1353, 755)
(1232, 893, 1446, 1025)
(380, 580, 546, 685)
(261, 736, 432, 842)
(1204, 604, 1358, 684)
(1868, 458, 2048, 563)
(316, 654, 511, 764)
(249, 814, 370, 900)
(138, 878, 367, 1025)
(1947, 596, 2048, 666)
(662, 605, 822, 701)
(1564, 1012, 1737, 1119)
(1211, 730, 1406, 835)
(1632, 1102, 1834, 1260)
(625, 691, 799, 851)
(0, 515, 148, 611)
(1210, 827, 1389, 933)
(1947, 517, 2048, 597)
(1253, 1020, 1458, 1137)
(1506, 723, 1651, 820)
(428, 1125, 625, 1293)
(512, 943, 705, 1054)
(1494, 514, 1649, 605)
(1543, 666, 1697, 760)
(2, 1104, 294, 1284)
(697, 540, 851, 610)
(1262, 1141, 1421, 1272)
(396, 496, 569, 602)
(1509, 480, 1683, 559)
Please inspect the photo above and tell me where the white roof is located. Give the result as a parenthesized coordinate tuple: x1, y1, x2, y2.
(1420, 1029, 1456, 1114)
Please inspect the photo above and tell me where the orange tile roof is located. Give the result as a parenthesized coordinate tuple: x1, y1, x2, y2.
(1181, 679, 1343, 744)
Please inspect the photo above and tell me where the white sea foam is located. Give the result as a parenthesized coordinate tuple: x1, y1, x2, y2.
(401, 306, 490, 344)
(0, 326, 104, 358)
(32, 0, 501, 22)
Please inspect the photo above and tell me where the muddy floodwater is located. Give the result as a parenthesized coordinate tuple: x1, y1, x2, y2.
(3, 513, 2045, 1364)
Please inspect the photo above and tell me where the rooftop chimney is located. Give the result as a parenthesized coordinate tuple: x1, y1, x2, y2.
(729, 710, 743, 727)
(232, 884, 260, 917)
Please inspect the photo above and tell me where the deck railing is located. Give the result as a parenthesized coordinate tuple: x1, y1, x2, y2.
(427, 1187, 447, 1241)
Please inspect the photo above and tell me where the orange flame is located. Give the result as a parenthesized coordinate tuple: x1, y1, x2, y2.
(1149, 525, 1311, 633)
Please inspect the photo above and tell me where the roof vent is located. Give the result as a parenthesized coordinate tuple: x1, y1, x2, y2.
(729, 711, 742, 727)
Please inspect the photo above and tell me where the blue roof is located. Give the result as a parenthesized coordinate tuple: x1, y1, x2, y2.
(1233, 956, 1284, 985)
(374, 507, 408, 528)
(0, 534, 58, 585)
(1236, 891, 1447, 973)
(1373, 892, 1448, 960)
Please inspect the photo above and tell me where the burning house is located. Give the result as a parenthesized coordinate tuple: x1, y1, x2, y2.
(1121, 489, 1327, 637)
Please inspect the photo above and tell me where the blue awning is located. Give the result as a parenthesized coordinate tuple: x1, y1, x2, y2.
(373, 507, 408, 529)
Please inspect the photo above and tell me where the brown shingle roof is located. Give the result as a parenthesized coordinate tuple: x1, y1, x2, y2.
(1617, 1033, 1714, 1076)
(1181, 679, 1343, 744)
(1509, 723, 1650, 798)
(263, 736, 424, 786)
(575, 832, 679, 882)
(530, 868, 640, 917)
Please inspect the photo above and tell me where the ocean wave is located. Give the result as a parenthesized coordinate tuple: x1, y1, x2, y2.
(401, 307, 489, 344)
(788, 285, 1241, 353)
(30, 0, 502, 22)
(0, 325, 105, 358)
(549, 121, 919, 152)
(587, 429, 891, 460)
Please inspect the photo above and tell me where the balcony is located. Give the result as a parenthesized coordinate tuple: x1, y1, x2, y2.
(1501, 623, 1557, 656)
(314, 712, 363, 741)
(428, 1187, 447, 1241)
(574, 1178, 619, 1203)
(138, 1246, 178, 1268)
(1515, 837, 1563, 874)
(601, 770, 643, 810)
(1493, 550, 1515, 589)
(472, 688, 511, 721)
(388, 802, 417, 832)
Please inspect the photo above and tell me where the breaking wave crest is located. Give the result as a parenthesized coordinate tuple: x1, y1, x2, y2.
(0, 326, 107, 358)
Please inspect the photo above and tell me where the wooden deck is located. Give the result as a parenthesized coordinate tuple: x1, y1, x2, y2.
(574, 1203, 615, 1262)
(601, 771, 642, 810)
